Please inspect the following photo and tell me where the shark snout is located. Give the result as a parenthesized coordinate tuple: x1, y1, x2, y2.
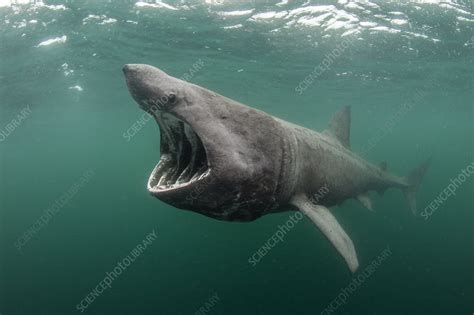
(122, 64, 131, 74)
(123, 64, 159, 111)
(123, 63, 169, 80)
(122, 64, 149, 85)
(122, 64, 141, 76)
(122, 64, 175, 111)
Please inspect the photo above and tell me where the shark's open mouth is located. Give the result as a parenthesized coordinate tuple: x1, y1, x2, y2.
(147, 113, 210, 192)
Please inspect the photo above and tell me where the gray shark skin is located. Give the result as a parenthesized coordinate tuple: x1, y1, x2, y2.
(123, 64, 430, 272)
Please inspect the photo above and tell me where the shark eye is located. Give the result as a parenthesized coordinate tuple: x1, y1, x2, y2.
(168, 93, 177, 105)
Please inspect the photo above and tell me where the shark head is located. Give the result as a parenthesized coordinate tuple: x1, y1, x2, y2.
(123, 64, 294, 221)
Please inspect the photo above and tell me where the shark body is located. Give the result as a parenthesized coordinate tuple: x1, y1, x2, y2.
(123, 64, 430, 272)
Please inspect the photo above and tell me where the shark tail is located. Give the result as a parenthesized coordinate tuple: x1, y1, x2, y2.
(402, 158, 432, 215)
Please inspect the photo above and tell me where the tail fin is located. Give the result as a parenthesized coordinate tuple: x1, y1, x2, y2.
(402, 158, 432, 215)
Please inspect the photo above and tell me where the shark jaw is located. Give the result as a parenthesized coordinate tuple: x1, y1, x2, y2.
(147, 112, 211, 194)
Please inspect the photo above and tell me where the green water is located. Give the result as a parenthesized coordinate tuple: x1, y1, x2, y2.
(1, 1, 473, 314)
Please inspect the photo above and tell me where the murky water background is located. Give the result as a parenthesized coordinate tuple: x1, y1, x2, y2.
(1, 0, 473, 314)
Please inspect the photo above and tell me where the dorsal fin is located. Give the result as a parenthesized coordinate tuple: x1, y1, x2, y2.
(380, 161, 387, 171)
(327, 106, 351, 148)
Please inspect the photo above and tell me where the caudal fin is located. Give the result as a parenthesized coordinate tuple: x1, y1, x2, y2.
(402, 158, 432, 215)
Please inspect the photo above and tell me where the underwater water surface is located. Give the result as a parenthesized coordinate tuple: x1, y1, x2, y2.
(0, 0, 473, 314)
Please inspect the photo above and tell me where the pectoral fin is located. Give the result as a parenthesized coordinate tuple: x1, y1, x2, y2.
(356, 193, 373, 211)
(291, 194, 359, 273)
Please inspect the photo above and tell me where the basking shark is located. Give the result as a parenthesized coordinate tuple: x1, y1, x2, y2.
(123, 64, 430, 272)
